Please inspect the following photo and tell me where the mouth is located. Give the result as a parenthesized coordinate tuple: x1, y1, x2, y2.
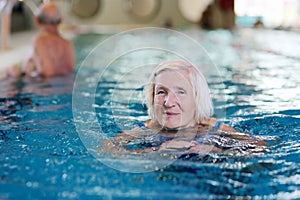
(165, 112, 180, 117)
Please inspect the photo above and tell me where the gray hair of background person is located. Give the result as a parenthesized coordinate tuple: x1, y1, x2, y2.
(35, 2, 62, 25)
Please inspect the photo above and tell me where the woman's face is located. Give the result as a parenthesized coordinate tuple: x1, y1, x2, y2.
(153, 69, 197, 129)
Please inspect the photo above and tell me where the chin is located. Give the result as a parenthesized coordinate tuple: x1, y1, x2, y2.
(163, 121, 197, 130)
(163, 122, 182, 130)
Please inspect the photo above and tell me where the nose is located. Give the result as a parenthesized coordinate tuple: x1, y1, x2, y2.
(164, 92, 177, 107)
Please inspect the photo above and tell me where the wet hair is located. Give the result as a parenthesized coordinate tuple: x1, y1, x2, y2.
(35, 4, 62, 25)
(146, 60, 214, 123)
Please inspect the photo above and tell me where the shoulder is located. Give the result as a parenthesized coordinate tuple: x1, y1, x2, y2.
(144, 120, 160, 129)
(34, 34, 74, 50)
(34, 33, 67, 42)
(200, 118, 238, 132)
(33, 33, 52, 46)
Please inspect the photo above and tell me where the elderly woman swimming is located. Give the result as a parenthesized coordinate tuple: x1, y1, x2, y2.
(144, 60, 236, 132)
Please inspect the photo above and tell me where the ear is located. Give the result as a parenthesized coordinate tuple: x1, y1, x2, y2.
(57, 17, 62, 24)
(59, 15, 63, 23)
(35, 16, 41, 25)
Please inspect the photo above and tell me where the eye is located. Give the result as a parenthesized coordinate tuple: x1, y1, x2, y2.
(177, 90, 185, 95)
(156, 90, 166, 95)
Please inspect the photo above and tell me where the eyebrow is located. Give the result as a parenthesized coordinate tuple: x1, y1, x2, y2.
(175, 87, 186, 91)
(155, 85, 187, 92)
(155, 85, 167, 90)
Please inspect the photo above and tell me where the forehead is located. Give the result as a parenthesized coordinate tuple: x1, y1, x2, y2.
(154, 69, 192, 89)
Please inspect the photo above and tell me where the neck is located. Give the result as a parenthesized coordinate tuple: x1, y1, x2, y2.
(40, 25, 59, 35)
(147, 120, 198, 132)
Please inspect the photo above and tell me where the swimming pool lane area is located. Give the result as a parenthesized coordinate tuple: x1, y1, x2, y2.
(0, 28, 299, 199)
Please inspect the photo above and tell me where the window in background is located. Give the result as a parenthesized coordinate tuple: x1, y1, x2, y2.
(235, 0, 300, 28)
(123, 0, 161, 22)
(71, 0, 101, 19)
(178, 0, 213, 23)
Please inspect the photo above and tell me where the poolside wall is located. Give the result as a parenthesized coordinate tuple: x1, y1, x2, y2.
(57, 0, 188, 28)
(55, 0, 235, 29)
(10, 0, 235, 31)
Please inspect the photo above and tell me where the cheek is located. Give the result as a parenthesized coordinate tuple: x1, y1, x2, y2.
(154, 96, 164, 104)
(181, 97, 195, 111)
(154, 103, 163, 112)
(153, 97, 162, 111)
(154, 98, 164, 115)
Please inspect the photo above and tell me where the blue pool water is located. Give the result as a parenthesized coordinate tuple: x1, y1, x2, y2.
(0, 28, 299, 199)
